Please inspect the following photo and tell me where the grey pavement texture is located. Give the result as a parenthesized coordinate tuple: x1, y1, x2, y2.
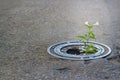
(0, 0, 120, 80)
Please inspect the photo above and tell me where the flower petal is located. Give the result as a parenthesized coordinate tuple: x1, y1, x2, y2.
(93, 22, 99, 25)
(85, 21, 89, 25)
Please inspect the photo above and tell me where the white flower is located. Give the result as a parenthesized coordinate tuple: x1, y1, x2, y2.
(93, 22, 99, 26)
(85, 21, 89, 25)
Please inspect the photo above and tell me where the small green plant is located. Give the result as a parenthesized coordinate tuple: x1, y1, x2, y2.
(76, 21, 99, 53)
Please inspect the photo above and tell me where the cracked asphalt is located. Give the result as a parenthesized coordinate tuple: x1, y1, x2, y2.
(0, 0, 120, 80)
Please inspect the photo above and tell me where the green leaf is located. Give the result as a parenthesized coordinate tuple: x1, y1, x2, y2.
(84, 34, 89, 39)
(76, 35, 86, 39)
(90, 32, 96, 39)
(86, 25, 93, 29)
(89, 43, 94, 47)
(86, 46, 97, 53)
(86, 47, 96, 53)
(88, 30, 93, 35)
(88, 31, 96, 39)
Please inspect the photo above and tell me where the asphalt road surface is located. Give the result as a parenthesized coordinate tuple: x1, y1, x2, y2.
(0, 0, 120, 80)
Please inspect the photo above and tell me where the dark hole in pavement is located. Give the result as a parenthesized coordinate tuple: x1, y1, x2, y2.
(66, 48, 81, 55)
(55, 67, 70, 71)
(54, 67, 71, 73)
